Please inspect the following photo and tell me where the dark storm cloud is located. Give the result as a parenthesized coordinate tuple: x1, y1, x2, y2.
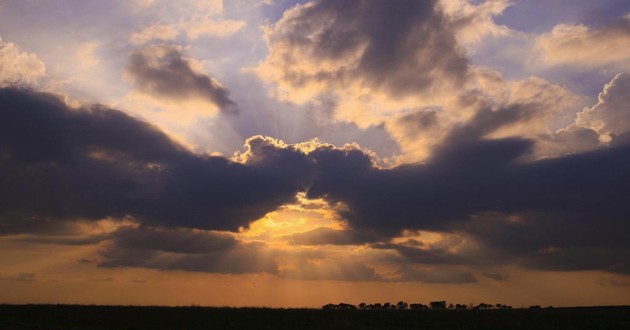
(482, 272, 508, 281)
(1, 87, 629, 275)
(0, 88, 310, 233)
(111, 226, 237, 254)
(99, 227, 276, 275)
(22, 234, 110, 246)
(99, 241, 276, 275)
(371, 242, 467, 265)
(521, 246, 630, 274)
(307, 105, 629, 236)
(261, 0, 468, 97)
(303, 107, 630, 273)
(126, 45, 238, 113)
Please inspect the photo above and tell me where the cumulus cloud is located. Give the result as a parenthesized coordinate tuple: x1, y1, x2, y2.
(255, 0, 468, 122)
(0, 88, 309, 233)
(2, 86, 629, 275)
(305, 113, 630, 273)
(254, 0, 594, 165)
(537, 21, 630, 68)
(0, 37, 46, 87)
(535, 124, 601, 158)
(576, 73, 630, 143)
(125, 45, 238, 113)
(440, 0, 512, 45)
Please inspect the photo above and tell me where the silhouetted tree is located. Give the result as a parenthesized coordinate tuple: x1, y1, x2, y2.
(396, 301, 408, 310)
(359, 303, 366, 310)
(475, 303, 493, 310)
(338, 303, 356, 310)
(430, 301, 447, 310)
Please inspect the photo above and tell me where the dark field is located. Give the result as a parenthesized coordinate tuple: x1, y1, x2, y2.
(1, 305, 629, 330)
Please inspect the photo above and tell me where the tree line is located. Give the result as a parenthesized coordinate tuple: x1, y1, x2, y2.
(321, 301, 532, 310)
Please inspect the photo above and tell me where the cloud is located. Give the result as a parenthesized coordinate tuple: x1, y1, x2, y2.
(0, 88, 310, 233)
(22, 234, 111, 246)
(111, 226, 237, 254)
(2, 86, 629, 275)
(129, 24, 181, 45)
(521, 246, 630, 274)
(576, 73, 630, 143)
(254, 0, 593, 165)
(440, 0, 512, 45)
(529, 73, 630, 159)
(125, 45, 238, 113)
(184, 19, 245, 40)
(129, 20, 244, 45)
(100, 231, 276, 275)
(482, 272, 508, 281)
(536, 21, 630, 68)
(0, 37, 46, 87)
(304, 112, 630, 273)
(129, 0, 244, 44)
(254, 0, 468, 122)
(535, 124, 601, 158)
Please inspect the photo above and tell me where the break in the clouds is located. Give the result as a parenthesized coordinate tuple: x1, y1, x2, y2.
(126, 45, 238, 113)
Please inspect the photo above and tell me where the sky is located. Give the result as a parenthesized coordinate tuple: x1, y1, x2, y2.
(0, 0, 629, 308)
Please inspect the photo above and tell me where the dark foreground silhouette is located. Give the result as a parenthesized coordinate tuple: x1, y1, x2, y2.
(1, 304, 629, 329)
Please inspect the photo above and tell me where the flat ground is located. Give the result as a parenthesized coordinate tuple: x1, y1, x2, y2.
(1, 305, 629, 329)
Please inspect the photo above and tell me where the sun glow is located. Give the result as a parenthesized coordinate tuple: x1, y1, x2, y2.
(237, 193, 344, 246)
